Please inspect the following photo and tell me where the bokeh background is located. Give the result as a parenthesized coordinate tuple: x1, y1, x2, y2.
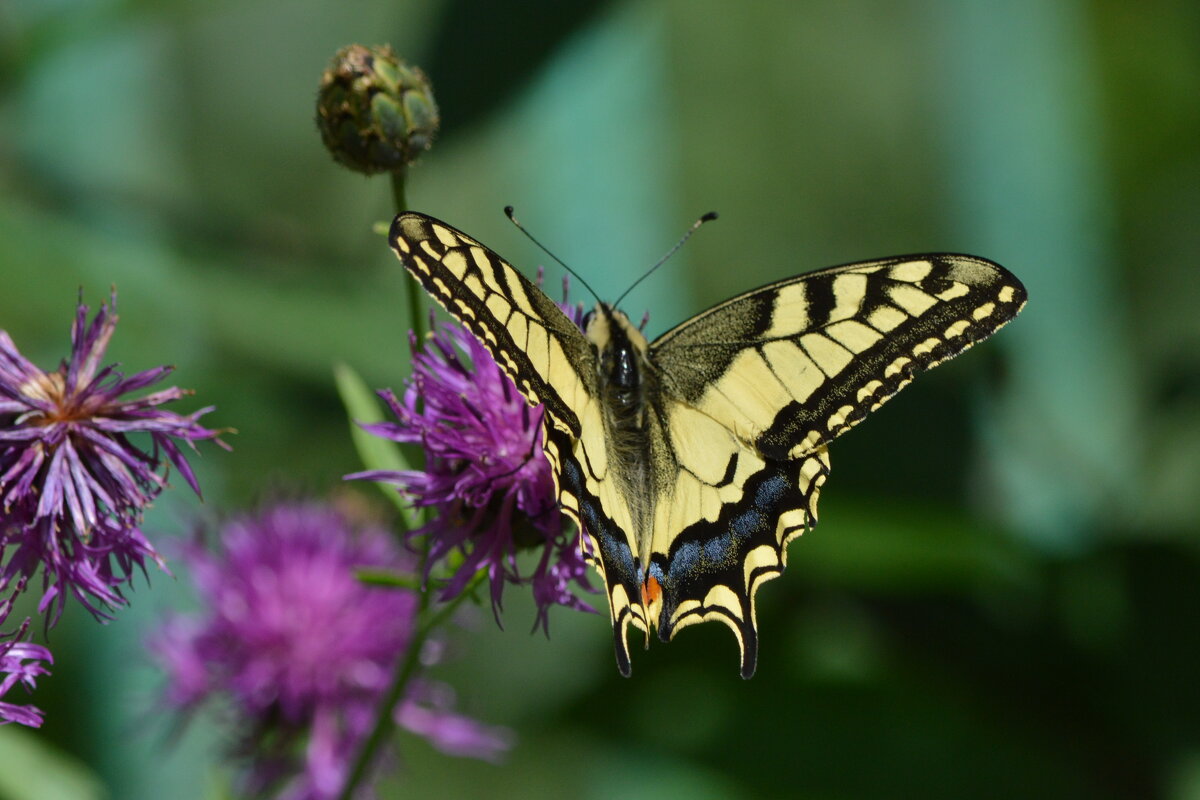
(2, 0, 1199, 798)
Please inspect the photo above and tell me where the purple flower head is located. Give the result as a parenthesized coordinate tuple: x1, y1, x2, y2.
(0, 584, 53, 728)
(153, 501, 511, 799)
(350, 274, 595, 633)
(0, 291, 226, 623)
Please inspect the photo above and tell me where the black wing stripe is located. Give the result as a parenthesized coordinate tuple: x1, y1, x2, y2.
(651, 254, 1027, 460)
(389, 213, 593, 437)
(546, 426, 644, 678)
(756, 276, 1022, 459)
(651, 450, 830, 679)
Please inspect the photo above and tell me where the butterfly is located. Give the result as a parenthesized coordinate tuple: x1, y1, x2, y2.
(388, 211, 1026, 678)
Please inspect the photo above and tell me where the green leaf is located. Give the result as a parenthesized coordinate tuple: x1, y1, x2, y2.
(333, 362, 420, 528)
(0, 726, 106, 800)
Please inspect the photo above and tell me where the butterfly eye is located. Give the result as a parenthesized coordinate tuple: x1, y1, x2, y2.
(581, 310, 595, 330)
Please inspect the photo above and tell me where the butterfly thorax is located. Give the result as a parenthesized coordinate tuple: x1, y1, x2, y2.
(584, 305, 663, 572)
(586, 306, 648, 421)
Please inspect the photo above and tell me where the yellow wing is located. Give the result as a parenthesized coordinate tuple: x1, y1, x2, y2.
(389, 213, 647, 671)
(389, 213, 596, 437)
(630, 253, 1026, 676)
(651, 254, 1027, 460)
(391, 214, 1028, 679)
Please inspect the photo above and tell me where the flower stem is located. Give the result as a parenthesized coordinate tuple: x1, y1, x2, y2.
(391, 168, 426, 342)
(336, 569, 486, 800)
(390, 167, 408, 213)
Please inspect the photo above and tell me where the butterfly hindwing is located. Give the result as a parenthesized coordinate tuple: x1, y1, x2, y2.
(545, 424, 646, 676)
(647, 438, 831, 678)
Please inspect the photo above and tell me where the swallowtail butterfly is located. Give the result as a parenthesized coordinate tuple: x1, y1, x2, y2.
(388, 212, 1026, 677)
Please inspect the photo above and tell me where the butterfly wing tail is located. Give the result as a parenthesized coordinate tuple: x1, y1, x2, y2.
(652, 449, 830, 678)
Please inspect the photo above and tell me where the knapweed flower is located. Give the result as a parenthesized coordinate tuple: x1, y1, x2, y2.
(0, 291, 224, 623)
(0, 593, 52, 728)
(0, 634, 52, 728)
(350, 279, 595, 633)
(153, 502, 511, 800)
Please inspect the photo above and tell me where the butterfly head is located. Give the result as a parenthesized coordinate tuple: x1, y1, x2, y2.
(581, 303, 648, 352)
(582, 304, 651, 394)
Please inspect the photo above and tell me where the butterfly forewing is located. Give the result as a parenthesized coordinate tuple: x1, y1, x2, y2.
(388, 214, 596, 437)
(650, 254, 1027, 461)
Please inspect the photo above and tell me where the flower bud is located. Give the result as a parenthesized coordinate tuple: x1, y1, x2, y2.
(316, 45, 440, 175)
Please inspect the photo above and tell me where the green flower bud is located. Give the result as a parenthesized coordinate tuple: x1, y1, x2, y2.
(316, 45, 440, 175)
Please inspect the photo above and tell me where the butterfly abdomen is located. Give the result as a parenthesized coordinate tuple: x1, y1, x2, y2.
(586, 305, 664, 569)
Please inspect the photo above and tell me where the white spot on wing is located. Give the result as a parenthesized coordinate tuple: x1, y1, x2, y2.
(884, 356, 911, 378)
(743, 544, 779, 586)
(856, 379, 884, 402)
(912, 337, 941, 357)
(826, 403, 855, 431)
(702, 584, 742, 617)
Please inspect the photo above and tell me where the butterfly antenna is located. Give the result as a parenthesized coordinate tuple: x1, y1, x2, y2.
(504, 206, 602, 304)
(613, 211, 718, 310)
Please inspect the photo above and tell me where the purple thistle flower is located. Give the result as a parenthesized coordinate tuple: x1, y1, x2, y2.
(152, 502, 511, 799)
(0, 578, 52, 728)
(0, 290, 225, 623)
(349, 276, 595, 633)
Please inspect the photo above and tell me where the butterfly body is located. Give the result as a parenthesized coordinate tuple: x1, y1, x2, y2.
(584, 305, 658, 561)
(389, 212, 1026, 678)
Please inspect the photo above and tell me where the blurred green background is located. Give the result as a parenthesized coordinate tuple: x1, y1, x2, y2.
(2, 0, 1199, 798)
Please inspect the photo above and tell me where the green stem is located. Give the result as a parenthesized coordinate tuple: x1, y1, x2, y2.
(335, 569, 485, 800)
(390, 168, 426, 341)
(389, 167, 408, 213)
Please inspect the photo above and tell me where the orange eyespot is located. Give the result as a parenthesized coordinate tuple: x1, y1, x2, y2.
(640, 575, 662, 607)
